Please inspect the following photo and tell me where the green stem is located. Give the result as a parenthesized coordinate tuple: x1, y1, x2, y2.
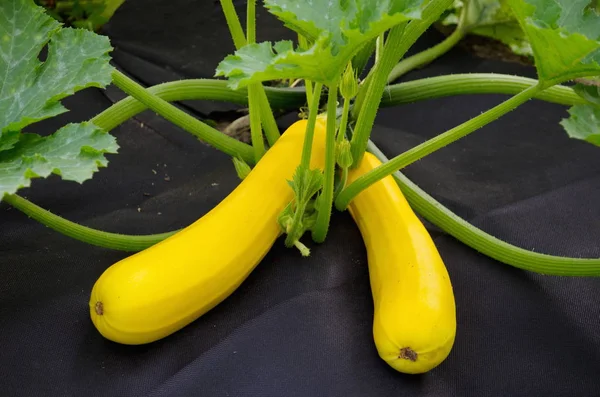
(246, 0, 256, 44)
(312, 81, 339, 243)
(350, 0, 454, 167)
(245, 0, 265, 161)
(256, 86, 282, 147)
(3, 194, 177, 252)
(381, 73, 587, 107)
(110, 70, 255, 165)
(88, 75, 582, 135)
(366, 141, 600, 276)
(337, 83, 543, 210)
(387, 25, 466, 83)
(247, 85, 266, 161)
(300, 83, 324, 169)
(219, 0, 247, 49)
(90, 79, 305, 132)
(220, 0, 280, 147)
(375, 33, 385, 64)
(334, 166, 348, 199)
(298, 34, 314, 106)
(305, 79, 314, 107)
(351, 38, 377, 77)
(337, 97, 351, 144)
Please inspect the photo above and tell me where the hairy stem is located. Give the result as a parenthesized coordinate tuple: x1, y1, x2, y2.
(366, 141, 600, 276)
(300, 83, 324, 169)
(337, 97, 351, 144)
(337, 83, 543, 210)
(387, 26, 466, 83)
(220, 0, 280, 146)
(111, 70, 255, 164)
(257, 86, 282, 146)
(350, 0, 454, 167)
(312, 81, 339, 243)
(247, 85, 266, 161)
(90, 79, 305, 132)
(3, 194, 177, 251)
(387, 5, 468, 83)
(245, 0, 266, 161)
(381, 73, 586, 107)
(89, 75, 582, 135)
(219, 0, 247, 49)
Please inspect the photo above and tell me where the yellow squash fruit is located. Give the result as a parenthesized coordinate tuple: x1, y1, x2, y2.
(89, 118, 327, 345)
(347, 152, 456, 374)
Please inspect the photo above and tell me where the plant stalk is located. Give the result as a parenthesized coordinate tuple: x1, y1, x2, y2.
(337, 83, 543, 210)
(387, 25, 466, 83)
(218, 0, 247, 49)
(312, 81, 339, 243)
(300, 83, 324, 169)
(89, 75, 583, 135)
(366, 141, 600, 276)
(349, 0, 454, 167)
(245, 0, 266, 161)
(3, 194, 177, 252)
(111, 70, 255, 164)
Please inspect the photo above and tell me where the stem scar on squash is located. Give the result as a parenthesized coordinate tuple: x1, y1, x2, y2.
(95, 302, 104, 315)
(399, 347, 418, 361)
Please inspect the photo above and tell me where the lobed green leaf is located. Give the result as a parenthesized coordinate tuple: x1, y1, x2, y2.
(0, 122, 118, 198)
(0, 0, 116, 198)
(216, 0, 428, 87)
(507, 0, 600, 85)
(560, 104, 600, 146)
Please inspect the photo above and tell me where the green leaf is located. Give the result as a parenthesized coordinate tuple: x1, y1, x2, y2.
(0, 0, 116, 198)
(560, 104, 600, 146)
(0, 122, 118, 197)
(216, 0, 428, 87)
(507, 0, 600, 85)
(442, 0, 534, 57)
(0, 0, 114, 135)
(288, 165, 324, 210)
(443, 0, 514, 26)
(279, 165, 323, 250)
(573, 80, 600, 105)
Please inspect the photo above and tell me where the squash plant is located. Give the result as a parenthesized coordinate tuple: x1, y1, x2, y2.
(2, 1, 600, 275)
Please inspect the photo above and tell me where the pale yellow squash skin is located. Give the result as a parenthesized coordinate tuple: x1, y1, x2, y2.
(89, 118, 327, 345)
(347, 153, 456, 374)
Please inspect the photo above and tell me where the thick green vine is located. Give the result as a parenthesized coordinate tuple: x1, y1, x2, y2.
(366, 141, 600, 276)
(337, 84, 544, 210)
(3, 194, 177, 251)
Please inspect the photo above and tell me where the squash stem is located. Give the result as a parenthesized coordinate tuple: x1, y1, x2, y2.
(89, 76, 584, 136)
(247, 85, 265, 162)
(381, 74, 586, 108)
(299, 82, 324, 169)
(312, 81, 339, 243)
(245, 0, 266, 162)
(365, 141, 600, 276)
(89, 79, 306, 133)
(387, 8, 468, 83)
(111, 70, 256, 165)
(293, 240, 311, 257)
(337, 96, 351, 144)
(2, 194, 177, 251)
(218, 0, 247, 49)
(220, 0, 281, 147)
(337, 83, 544, 210)
(350, 0, 454, 167)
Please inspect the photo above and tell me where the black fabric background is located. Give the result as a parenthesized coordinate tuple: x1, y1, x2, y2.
(2, 1, 600, 396)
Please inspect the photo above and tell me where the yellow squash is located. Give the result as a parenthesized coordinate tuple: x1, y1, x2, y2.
(89, 118, 327, 345)
(347, 152, 456, 374)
